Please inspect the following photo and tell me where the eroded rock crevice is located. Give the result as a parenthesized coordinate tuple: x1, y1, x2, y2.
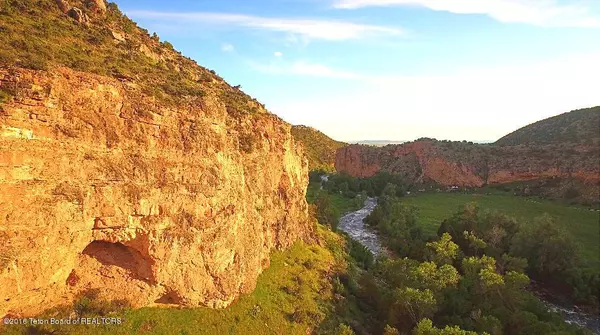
(81, 240, 155, 283)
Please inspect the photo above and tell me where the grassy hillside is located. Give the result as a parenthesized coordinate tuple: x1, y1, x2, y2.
(401, 192, 600, 268)
(0, 0, 263, 113)
(495, 106, 600, 146)
(291, 125, 347, 171)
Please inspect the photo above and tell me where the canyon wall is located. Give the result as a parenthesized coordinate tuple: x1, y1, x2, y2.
(0, 67, 312, 316)
(336, 139, 600, 188)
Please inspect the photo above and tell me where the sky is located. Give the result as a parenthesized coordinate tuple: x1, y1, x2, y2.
(113, 0, 600, 142)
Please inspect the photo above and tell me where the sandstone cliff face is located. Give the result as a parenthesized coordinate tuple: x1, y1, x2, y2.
(336, 139, 600, 188)
(0, 67, 312, 316)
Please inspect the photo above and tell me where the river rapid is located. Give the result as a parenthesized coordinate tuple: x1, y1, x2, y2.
(337, 197, 599, 334)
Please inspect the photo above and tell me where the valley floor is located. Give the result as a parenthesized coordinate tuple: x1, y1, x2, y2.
(400, 192, 600, 268)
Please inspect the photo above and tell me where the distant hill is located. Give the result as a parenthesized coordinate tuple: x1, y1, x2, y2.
(336, 106, 600, 205)
(495, 106, 600, 146)
(354, 140, 494, 146)
(352, 140, 407, 146)
(291, 125, 346, 171)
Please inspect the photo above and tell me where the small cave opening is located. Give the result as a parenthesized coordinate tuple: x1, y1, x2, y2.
(154, 290, 182, 304)
(82, 240, 155, 284)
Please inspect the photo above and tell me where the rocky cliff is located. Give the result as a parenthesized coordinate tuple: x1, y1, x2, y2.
(336, 107, 600, 190)
(0, 0, 312, 317)
(336, 136, 600, 196)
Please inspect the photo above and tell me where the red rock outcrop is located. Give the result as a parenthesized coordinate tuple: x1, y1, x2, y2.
(336, 139, 600, 188)
(0, 67, 312, 316)
(335, 143, 380, 177)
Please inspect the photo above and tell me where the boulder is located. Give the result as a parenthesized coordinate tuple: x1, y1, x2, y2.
(67, 7, 89, 24)
(111, 30, 126, 43)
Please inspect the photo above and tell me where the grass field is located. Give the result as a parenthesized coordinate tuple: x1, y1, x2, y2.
(401, 192, 600, 268)
(2, 227, 348, 335)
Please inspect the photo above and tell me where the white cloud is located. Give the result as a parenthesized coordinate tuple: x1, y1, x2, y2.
(271, 52, 600, 142)
(127, 10, 404, 41)
(333, 0, 600, 28)
(221, 43, 234, 52)
(274, 51, 283, 57)
(249, 60, 360, 79)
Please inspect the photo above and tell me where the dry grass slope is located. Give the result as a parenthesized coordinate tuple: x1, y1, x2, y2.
(0, 0, 264, 113)
(291, 125, 347, 171)
(495, 106, 600, 146)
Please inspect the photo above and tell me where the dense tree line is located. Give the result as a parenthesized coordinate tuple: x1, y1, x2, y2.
(437, 204, 599, 307)
(310, 171, 407, 235)
(310, 170, 408, 198)
(330, 187, 596, 335)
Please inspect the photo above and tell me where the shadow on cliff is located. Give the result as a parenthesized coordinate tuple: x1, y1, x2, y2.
(82, 241, 155, 284)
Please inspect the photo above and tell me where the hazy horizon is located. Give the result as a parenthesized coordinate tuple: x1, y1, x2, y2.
(114, 0, 600, 142)
(348, 139, 495, 143)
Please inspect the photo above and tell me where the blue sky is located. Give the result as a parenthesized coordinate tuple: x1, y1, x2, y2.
(114, 0, 600, 142)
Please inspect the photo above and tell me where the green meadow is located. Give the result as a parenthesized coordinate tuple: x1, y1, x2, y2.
(401, 192, 600, 268)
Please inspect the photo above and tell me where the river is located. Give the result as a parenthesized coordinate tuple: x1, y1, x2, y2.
(337, 197, 600, 334)
(338, 197, 382, 256)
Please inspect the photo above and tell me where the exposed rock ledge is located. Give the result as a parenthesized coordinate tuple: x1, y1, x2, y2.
(0, 67, 312, 316)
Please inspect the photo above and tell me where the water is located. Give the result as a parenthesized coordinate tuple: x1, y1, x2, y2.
(337, 197, 599, 334)
(544, 300, 600, 334)
(338, 197, 382, 256)
(319, 175, 329, 190)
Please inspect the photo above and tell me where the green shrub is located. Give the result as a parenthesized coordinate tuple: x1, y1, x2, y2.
(348, 239, 374, 269)
(73, 289, 130, 317)
(510, 214, 579, 277)
(162, 41, 174, 50)
(291, 308, 322, 324)
(0, 87, 12, 104)
(566, 267, 600, 306)
(336, 324, 356, 335)
(316, 193, 340, 230)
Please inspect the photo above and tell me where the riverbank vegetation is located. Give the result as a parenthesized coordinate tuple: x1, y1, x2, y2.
(399, 192, 600, 309)
(308, 171, 597, 334)
(310, 170, 408, 199)
(400, 192, 599, 268)
(337, 183, 595, 334)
